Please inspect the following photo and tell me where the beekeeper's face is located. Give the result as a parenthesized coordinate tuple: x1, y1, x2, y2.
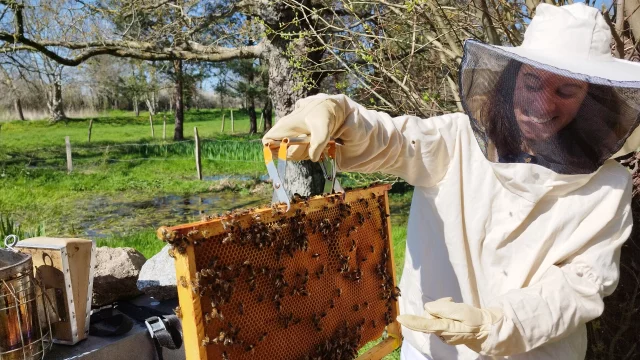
(513, 64, 589, 141)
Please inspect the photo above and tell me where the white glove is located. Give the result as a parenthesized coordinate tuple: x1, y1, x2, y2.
(262, 97, 348, 162)
(396, 297, 504, 353)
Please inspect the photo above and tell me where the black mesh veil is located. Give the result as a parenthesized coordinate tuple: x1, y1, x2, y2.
(460, 40, 640, 174)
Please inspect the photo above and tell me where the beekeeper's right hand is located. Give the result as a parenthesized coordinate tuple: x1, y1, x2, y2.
(262, 97, 348, 162)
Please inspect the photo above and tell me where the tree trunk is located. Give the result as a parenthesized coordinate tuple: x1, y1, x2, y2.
(265, 41, 324, 196)
(626, 0, 640, 53)
(173, 59, 185, 141)
(262, 98, 273, 132)
(248, 95, 257, 134)
(14, 98, 24, 121)
(47, 80, 66, 122)
(133, 96, 140, 116)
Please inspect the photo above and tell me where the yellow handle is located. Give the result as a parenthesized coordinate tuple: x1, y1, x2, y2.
(263, 137, 340, 163)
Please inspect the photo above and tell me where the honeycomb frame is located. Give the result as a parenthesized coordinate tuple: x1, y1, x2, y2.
(158, 184, 402, 360)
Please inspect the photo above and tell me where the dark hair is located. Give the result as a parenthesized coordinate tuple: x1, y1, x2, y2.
(480, 60, 624, 173)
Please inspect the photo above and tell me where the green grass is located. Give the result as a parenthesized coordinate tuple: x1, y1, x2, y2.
(0, 108, 257, 151)
(0, 108, 267, 237)
(95, 229, 165, 259)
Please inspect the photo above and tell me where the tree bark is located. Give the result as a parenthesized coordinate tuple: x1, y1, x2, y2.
(173, 59, 184, 141)
(262, 98, 273, 132)
(47, 80, 66, 122)
(626, 0, 640, 46)
(248, 95, 257, 134)
(133, 95, 140, 116)
(264, 40, 324, 196)
(14, 98, 24, 121)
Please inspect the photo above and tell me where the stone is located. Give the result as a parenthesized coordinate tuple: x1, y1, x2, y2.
(92, 247, 146, 307)
(136, 245, 177, 300)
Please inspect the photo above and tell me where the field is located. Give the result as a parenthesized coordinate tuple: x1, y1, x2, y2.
(0, 108, 411, 271)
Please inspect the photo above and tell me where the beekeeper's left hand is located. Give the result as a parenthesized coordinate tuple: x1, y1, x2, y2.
(396, 297, 504, 353)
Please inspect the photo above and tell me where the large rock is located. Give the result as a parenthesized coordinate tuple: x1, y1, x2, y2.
(93, 247, 146, 307)
(136, 245, 177, 300)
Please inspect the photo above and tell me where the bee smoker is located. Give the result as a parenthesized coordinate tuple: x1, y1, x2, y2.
(0, 236, 53, 360)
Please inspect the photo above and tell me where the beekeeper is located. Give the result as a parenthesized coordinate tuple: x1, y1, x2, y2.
(263, 3, 640, 359)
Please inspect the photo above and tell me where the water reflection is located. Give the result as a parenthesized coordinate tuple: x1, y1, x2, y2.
(77, 191, 267, 238)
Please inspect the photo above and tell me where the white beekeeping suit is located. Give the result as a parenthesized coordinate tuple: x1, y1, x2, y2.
(264, 3, 640, 359)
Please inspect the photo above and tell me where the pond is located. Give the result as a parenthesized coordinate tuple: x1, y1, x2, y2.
(55, 181, 410, 239)
(72, 191, 268, 238)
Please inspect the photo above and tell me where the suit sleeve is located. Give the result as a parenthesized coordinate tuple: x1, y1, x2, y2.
(299, 93, 463, 187)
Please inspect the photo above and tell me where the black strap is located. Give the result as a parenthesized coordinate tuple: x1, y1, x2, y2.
(145, 315, 183, 360)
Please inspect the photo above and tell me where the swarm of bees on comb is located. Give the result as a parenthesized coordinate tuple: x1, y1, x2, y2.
(158, 184, 401, 360)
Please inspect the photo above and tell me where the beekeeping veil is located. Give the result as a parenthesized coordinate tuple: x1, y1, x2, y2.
(460, 3, 640, 174)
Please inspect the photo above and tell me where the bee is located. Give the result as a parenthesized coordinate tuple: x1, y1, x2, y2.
(222, 351, 229, 360)
(238, 302, 244, 315)
(201, 336, 210, 347)
(336, 288, 342, 297)
(353, 304, 360, 312)
(384, 311, 393, 325)
(179, 276, 188, 288)
(349, 239, 356, 252)
(204, 312, 212, 324)
(174, 306, 182, 318)
(312, 253, 320, 259)
(364, 301, 370, 309)
(329, 299, 335, 309)
(245, 344, 255, 353)
(258, 332, 267, 342)
(372, 320, 377, 328)
(370, 245, 375, 253)
(217, 331, 227, 343)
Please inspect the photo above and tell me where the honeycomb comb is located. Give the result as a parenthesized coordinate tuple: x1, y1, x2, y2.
(158, 184, 402, 360)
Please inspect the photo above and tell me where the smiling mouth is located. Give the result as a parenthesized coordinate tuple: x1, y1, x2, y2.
(528, 116, 557, 124)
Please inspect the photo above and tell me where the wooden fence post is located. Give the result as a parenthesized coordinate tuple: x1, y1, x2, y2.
(221, 113, 225, 133)
(231, 109, 234, 134)
(149, 113, 155, 138)
(163, 114, 167, 140)
(194, 127, 202, 180)
(88, 119, 93, 143)
(65, 136, 73, 173)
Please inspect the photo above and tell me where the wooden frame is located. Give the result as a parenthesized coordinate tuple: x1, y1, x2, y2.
(159, 185, 402, 360)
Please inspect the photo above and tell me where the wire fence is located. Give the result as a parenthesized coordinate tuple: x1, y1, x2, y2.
(0, 136, 402, 187)
(0, 137, 267, 174)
